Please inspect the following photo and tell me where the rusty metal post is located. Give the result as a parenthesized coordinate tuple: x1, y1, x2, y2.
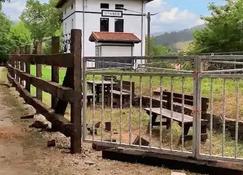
(193, 57, 202, 159)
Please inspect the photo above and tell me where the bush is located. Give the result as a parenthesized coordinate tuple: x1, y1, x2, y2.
(0, 52, 8, 64)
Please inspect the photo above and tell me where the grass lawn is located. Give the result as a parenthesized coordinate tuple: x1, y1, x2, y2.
(30, 65, 66, 106)
(89, 73, 243, 120)
(29, 66, 243, 119)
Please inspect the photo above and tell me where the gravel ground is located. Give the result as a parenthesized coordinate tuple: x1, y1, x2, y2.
(0, 67, 202, 175)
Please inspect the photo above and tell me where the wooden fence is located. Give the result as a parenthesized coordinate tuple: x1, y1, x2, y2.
(7, 29, 82, 154)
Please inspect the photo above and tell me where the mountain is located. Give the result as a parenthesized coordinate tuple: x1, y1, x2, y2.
(154, 25, 205, 51)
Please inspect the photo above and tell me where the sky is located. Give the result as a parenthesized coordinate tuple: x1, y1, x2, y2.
(2, 0, 226, 34)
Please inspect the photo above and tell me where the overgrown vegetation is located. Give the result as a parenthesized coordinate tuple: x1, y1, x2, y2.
(145, 37, 172, 56)
(0, 12, 11, 64)
(21, 0, 61, 53)
(188, 0, 243, 54)
(0, 0, 61, 64)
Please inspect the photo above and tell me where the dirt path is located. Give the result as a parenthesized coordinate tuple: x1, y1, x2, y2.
(0, 67, 199, 175)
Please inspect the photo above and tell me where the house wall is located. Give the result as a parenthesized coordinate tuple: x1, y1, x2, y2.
(99, 45, 133, 57)
(61, 0, 147, 57)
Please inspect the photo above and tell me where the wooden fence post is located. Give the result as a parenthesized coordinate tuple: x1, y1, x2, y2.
(70, 29, 82, 153)
(51, 37, 60, 109)
(25, 45, 31, 92)
(8, 51, 14, 78)
(15, 47, 20, 83)
(36, 42, 42, 101)
(20, 47, 25, 86)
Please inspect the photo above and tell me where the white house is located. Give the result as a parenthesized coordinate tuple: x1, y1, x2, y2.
(56, 0, 152, 59)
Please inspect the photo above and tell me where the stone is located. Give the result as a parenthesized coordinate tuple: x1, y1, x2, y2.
(47, 140, 56, 147)
(29, 121, 48, 129)
(95, 122, 101, 128)
(105, 122, 111, 131)
(171, 171, 186, 175)
(132, 136, 149, 146)
(85, 160, 95, 166)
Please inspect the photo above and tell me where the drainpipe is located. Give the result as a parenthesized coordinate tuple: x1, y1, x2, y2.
(82, 0, 85, 57)
(141, 0, 144, 57)
(147, 12, 151, 57)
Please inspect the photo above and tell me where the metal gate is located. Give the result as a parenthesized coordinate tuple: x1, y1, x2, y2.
(82, 55, 243, 163)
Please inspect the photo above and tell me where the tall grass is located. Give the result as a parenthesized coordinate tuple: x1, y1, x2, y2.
(30, 65, 66, 107)
(29, 66, 243, 120)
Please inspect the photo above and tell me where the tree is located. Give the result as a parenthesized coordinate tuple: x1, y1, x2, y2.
(190, 0, 243, 53)
(9, 21, 32, 49)
(0, 12, 11, 63)
(21, 0, 61, 53)
(146, 37, 171, 56)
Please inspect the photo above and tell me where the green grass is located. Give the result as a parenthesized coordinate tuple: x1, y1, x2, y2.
(88, 74, 243, 120)
(30, 65, 66, 82)
(0, 67, 7, 83)
(84, 106, 243, 158)
(28, 66, 243, 119)
(27, 66, 243, 158)
(30, 65, 66, 106)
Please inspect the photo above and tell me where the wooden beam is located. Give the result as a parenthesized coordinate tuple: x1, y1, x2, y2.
(7, 64, 76, 103)
(7, 73, 73, 137)
(25, 45, 31, 92)
(52, 29, 82, 153)
(35, 45, 42, 101)
(20, 47, 25, 86)
(54, 67, 73, 114)
(51, 37, 60, 109)
(102, 147, 243, 174)
(70, 29, 82, 154)
(9, 54, 74, 67)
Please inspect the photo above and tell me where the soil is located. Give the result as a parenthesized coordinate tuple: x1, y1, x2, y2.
(0, 67, 200, 175)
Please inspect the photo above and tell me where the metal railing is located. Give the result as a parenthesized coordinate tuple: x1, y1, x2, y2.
(82, 55, 243, 163)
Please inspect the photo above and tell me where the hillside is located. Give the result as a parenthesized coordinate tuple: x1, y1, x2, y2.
(154, 25, 205, 51)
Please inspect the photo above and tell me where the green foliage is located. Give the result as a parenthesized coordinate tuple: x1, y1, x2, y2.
(0, 0, 61, 61)
(190, 0, 243, 53)
(21, 0, 61, 42)
(146, 37, 171, 56)
(0, 17, 32, 62)
(0, 12, 11, 63)
(9, 21, 32, 49)
(46, 0, 62, 37)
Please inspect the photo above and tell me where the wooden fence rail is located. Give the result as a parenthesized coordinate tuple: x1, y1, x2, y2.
(7, 29, 82, 154)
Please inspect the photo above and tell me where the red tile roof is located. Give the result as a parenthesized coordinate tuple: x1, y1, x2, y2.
(89, 32, 141, 43)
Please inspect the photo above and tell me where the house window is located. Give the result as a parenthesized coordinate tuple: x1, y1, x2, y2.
(115, 4, 124, 10)
(100, 18, 109, 32)
(115, 19, 124, 32)
(100, 3, 109, 9)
